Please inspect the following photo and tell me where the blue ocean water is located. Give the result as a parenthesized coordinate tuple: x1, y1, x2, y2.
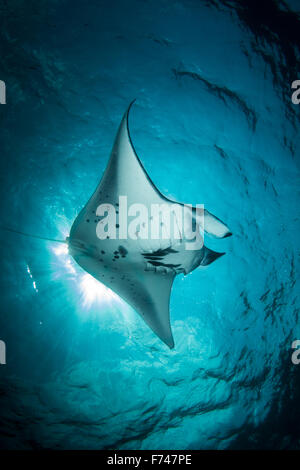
(0, 0, 299, 449)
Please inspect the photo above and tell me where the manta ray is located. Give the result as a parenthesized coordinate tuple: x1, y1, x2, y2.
(66, 101, 232, 348)
(1, 102, 231, 348)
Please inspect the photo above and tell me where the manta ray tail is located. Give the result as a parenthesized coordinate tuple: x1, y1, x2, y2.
(0, 227, 66, 244)
(201, 246, 225, 266)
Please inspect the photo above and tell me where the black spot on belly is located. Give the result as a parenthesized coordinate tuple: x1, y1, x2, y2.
(86, 219, 90, 223)
(101, 250, 105, 254)
(118, 245, 128, 256)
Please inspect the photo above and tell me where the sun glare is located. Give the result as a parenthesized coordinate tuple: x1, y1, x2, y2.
(79, 273, 120, 307)
(53, 244, 69, 257)
(52, 241, 120, 308)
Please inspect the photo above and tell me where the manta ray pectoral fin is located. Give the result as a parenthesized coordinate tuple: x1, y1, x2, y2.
(195, 208, 232, 238)
(98, 99, 167, 207)
(68, 247, 175, 349)
(200, 246, 225, 266)
(124, 271, 176, 349)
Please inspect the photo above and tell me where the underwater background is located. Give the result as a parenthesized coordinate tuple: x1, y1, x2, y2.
(0, 0, 299, 450)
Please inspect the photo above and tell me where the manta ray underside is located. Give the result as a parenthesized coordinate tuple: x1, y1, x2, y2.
(68, 102, 232, 348)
